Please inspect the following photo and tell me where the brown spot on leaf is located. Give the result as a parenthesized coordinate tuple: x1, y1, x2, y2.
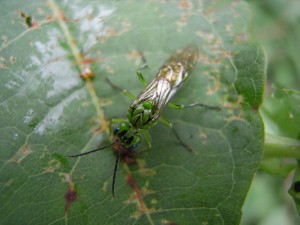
(43, 165, 55, 173)
(127, 50, 142, 60)
(150, 198, 158, 205)
(106, 28, 118, 36)
(5, 179, 14, 187)
(11, 144, 32, 163)
(207, 75, 220, 95)
(126, 175, 145, 205)
(226, 23, 232, 32)
(82, 57, 106, 65)
(137, 159, 156, 177)
(140, 183, 155, 196)
(102, 180, 108, 193)
(104, 65, 115, 74)
(123, 173, 156, 220)
(64, 175, 77, 213)
(10, 56, 16, 64)
(161, 219, 179, 225)
(179, 0, 190, 9)
(1, 36, 8, 47)
(98, 98, 112, 108)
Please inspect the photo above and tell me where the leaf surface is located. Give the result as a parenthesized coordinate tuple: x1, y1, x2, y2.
(0, 1, 266, 224)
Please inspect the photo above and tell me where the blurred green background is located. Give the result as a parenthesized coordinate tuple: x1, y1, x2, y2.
(242, 0, 300, 224)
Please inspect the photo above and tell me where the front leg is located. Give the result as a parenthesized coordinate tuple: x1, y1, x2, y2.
(105, 77, 136, 100)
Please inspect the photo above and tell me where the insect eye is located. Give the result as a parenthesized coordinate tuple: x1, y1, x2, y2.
(113, 127, 119, 135)
(129, 144, 137, 152)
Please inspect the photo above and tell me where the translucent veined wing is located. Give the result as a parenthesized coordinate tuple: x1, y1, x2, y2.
(128, 45, 199, 129)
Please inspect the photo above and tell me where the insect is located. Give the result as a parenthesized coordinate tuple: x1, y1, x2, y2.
(69, 45, 199, 196)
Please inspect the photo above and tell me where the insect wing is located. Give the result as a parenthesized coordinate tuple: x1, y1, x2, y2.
(131, 46, 199, 122)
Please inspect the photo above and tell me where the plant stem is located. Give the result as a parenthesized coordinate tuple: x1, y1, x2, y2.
(263, 134, 300, 158)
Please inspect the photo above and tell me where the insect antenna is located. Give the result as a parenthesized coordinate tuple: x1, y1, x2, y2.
(112, 152, 120, 197)
(68, 141, 117, 157)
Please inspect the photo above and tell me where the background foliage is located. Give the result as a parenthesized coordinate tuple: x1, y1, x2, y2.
(242, 0, 300, 225)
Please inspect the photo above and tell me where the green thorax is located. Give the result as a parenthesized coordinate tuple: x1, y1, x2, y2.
(127, 100, 155, 129)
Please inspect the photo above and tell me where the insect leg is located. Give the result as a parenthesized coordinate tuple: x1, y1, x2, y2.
(168, 102, 221, 110)
(123, 90, 136, 100)
(105, 77, 136, 100)
(105, 51, 148, 99)
(136, 70, 148, 86)
(136, 51, 149, 86)
(159, 116, 173, 128)
(142, 130, 152, 149)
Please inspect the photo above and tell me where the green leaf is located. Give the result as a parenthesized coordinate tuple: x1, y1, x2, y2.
(0, 1, 266, 225)
(247, 0, 300, 140)
(245, 0, 300, 220)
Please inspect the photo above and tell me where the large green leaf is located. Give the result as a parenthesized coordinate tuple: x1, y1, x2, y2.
(0, 1, 266, 224)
